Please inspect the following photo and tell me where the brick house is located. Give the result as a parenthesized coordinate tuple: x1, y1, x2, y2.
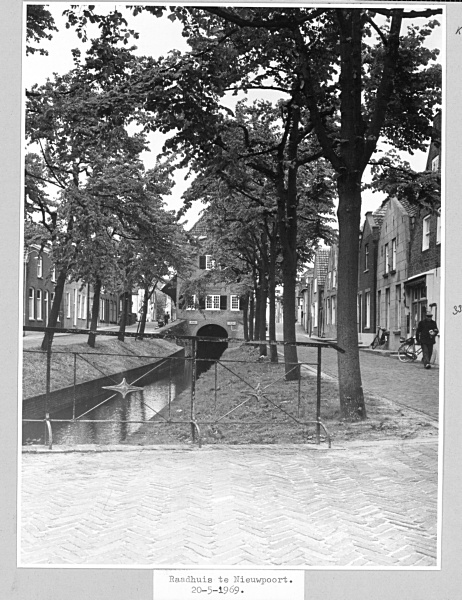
(357, 202, 387, 345)
(311, 248, 330, 337)
(175, 218, 245, 339)
(323, 244, 338, 340)
(376, 197, 418, 351)
(404, 112, 441, 360)
(24, 244, 123, 331)
(298, 268, 313, 335)
(24, 245, 62, 327)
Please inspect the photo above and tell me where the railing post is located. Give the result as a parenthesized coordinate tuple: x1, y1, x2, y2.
(72, 353, 77, 421)
(45, 329, 52, 445)
(168, 357, 172, 420)
(214, 360, 218, 413)
(316, 346, 322, 444)
(190, 337, 197, 442)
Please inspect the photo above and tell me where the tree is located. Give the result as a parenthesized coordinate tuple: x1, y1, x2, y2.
(26, 5, 57, 56)
(151, 6, 441, 416)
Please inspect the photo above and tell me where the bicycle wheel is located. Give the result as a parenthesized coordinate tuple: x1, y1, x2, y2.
(371, 336, 379, 349)
(398, 343, 416, 362)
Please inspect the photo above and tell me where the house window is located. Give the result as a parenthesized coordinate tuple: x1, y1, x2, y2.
(365, 291, 371, 329)
(230, 295, 240, 311)
(332, 269, 337, 288)
(206, 295, 221, 310)
(431, 155, 440, 172)
(37, 256, 43, 278)
(314, 301, 318, 327)
(365, 244, 369, 271)
(436, 212, 441, 245)
(36, 289, 42, 320)
(396, 285, 402, 331)
(73, 289, 78, 326)
(385, 288, 390, 329)
(51, 292, 56, 320)
(28, 288, 35, 320)
(384, 243, 389, 274)
(186, 295, 197, 310)
(313, 278, 317, 293)
(326, 272, 331, 290)
(326, 298, 330, 325)
(66, 292, 71, 318)
(199, 255, 215, 270)
(331, 297, 336, 325)
(391, 238, 397, 271)
(422, 216, 431, 251)
(44, 290, 49, 326)
(51, 267, 56, 282)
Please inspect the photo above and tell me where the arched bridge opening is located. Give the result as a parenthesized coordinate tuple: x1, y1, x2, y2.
(196, 324, 228, 376)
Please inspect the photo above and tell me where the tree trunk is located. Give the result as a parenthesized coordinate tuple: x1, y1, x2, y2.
(118, 291, 129, 342)
(275, 103, 301, 380)
(336, 173, 366, 420)
(137, 284, 151, 340)
(249, 294, 254, 340)
(254, 281, 261, 346)
(87, 278, 102, 348)
(242, 294, 249, 341)
(268, 232, 278, 362)
(41, 269, 66, 351)
(257, 268, 267, 356)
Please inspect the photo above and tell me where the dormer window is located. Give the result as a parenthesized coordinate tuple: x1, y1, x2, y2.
(199, 255, 215, 270)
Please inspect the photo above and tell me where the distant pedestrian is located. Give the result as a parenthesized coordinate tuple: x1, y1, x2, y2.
(164, 312, 170, 326)
(416, 310, 439, 369)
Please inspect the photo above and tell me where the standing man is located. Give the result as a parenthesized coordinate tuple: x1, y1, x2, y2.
(416, 310, 439, 369)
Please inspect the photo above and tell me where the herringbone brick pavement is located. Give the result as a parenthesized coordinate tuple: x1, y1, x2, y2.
(20, 440, 438, 567)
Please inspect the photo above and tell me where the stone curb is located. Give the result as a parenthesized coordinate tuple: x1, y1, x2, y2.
(22, 437, 437, 454)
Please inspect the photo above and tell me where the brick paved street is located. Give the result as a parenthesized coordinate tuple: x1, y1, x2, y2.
(20, 323, 440, 567)
(20, 440, 438, 567)
(289, 324, 440, 420)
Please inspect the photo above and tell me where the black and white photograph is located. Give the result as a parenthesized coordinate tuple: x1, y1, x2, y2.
(19, 1, 444, 571)
(8, 0, 455, 590)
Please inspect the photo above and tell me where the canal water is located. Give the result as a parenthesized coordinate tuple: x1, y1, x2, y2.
(23, 362, 191, 446)
(23, 339, 228, 446)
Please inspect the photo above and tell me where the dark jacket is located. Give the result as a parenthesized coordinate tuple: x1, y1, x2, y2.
(416, 319, 439, 345)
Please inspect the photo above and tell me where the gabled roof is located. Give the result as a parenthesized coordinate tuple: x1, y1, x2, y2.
(189, 215, 208, 237)
(371, 199, 389, 229)
(396, 197, 419, 218)
(314, 248, 330, 285)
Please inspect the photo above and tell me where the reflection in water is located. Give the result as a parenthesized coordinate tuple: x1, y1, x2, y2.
(23, 364, 190, 446)
(23, 339, 229, 446)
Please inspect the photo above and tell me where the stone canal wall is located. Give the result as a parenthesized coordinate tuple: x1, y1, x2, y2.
(23, 348, 185, 420)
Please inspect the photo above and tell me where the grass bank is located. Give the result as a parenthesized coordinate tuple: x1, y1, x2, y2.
(23, 336, 180, 399)
(125, 345, 437, 446)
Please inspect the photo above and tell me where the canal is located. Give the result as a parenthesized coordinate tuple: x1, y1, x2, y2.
(23, 338, 228, 446)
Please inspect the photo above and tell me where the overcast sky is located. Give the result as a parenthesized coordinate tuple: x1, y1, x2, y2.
(23, 3, 443, 232)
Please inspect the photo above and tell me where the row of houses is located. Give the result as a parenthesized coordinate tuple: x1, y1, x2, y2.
(298, 123, 441, 356)
(23, 246, 173, 331)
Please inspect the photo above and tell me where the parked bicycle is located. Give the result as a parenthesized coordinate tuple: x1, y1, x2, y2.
(371, 327, 388, 349)
(397, 336, 422, 363)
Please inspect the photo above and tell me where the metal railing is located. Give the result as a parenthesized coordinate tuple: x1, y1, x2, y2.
(22, 326, 344, 449)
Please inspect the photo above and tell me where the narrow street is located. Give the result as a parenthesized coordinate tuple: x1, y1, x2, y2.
(288, 324, 441, 421)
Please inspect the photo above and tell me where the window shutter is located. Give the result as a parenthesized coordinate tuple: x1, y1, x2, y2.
(199, 255, 206, 269)
(220, 295, 227, 310)
(199, 296, 206, 310)
(239, 296, 243, 310)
